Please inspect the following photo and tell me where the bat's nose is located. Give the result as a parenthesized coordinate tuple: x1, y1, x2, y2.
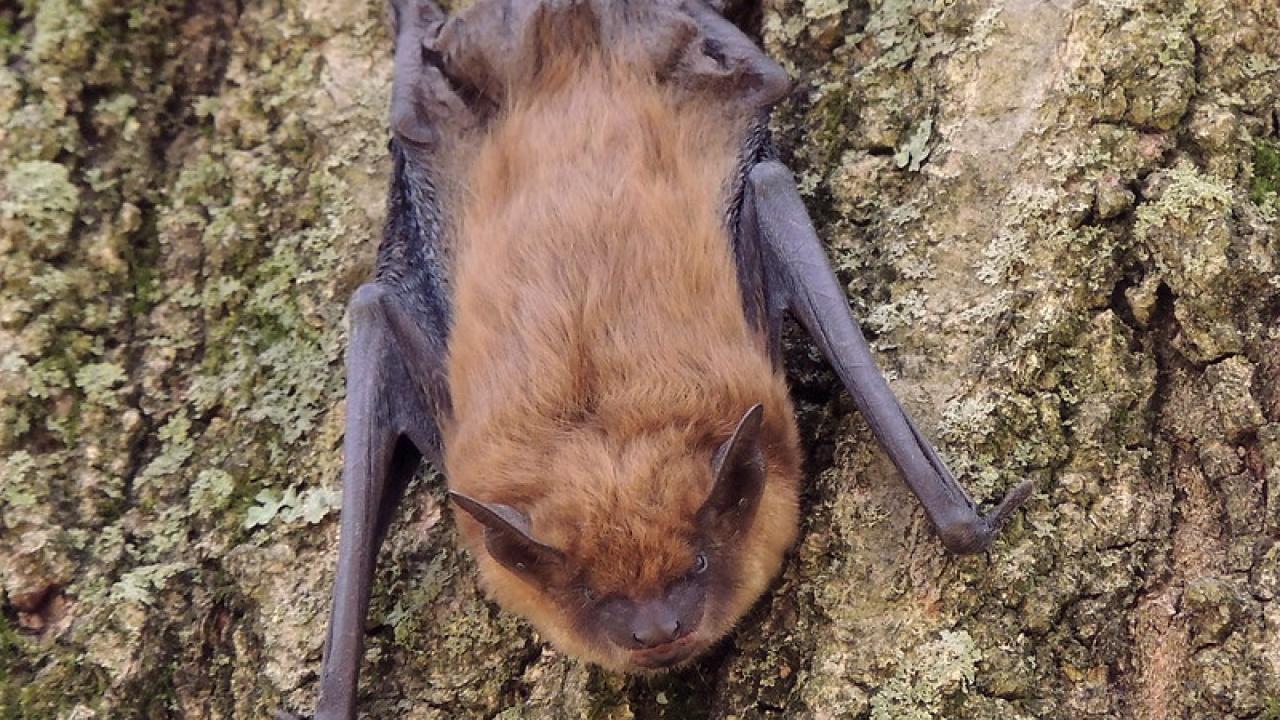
(630, 602, 682, 649)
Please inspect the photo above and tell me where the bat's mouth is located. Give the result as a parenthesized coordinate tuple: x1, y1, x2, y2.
(629, 635, 700, 670)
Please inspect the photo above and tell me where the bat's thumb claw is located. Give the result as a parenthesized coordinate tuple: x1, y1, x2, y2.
(935, 480, 1034, 554)
(984, 479, 1034, 533)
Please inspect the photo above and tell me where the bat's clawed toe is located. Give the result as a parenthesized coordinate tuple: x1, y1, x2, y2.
(274, 709, 308, 720)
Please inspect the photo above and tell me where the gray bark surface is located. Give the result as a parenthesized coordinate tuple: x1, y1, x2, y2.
(1, 0, 1277, 718)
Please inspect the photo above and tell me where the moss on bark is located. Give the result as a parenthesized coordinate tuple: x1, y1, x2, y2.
(1, 0, 1278, 718)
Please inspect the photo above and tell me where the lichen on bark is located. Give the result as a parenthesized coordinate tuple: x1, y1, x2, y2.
(1, 0, 1278, 718)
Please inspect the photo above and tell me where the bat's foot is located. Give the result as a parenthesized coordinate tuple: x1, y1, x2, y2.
(935, 480, 1034, 555)
(275, 709, 309, 720)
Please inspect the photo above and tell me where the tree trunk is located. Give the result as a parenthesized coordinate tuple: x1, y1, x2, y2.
(2, 0, 1278, 718)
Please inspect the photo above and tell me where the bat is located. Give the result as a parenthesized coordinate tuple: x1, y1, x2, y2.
(283, 0, 1033, 717)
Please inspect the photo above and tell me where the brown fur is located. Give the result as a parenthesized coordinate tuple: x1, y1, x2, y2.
(440, 45, 802, 671)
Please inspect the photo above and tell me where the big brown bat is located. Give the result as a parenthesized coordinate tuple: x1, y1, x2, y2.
(287, 0, 1033, 717)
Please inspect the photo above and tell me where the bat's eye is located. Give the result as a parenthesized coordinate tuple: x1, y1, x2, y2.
(693, 553, 709, 575)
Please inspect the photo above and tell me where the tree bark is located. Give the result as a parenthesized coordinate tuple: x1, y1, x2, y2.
(1, 0, 1278, 718)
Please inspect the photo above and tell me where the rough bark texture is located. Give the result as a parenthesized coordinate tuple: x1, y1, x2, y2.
(2, 0, 1278, 718)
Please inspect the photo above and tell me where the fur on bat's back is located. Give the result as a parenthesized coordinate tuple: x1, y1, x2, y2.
(445, 56, 763, 437)
(439, 40, 802, 663)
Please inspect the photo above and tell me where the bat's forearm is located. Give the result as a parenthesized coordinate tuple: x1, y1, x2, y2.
(747, 160, 1032, 553)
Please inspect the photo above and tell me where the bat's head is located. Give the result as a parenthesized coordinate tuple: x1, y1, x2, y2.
(450, 403, 801, 672)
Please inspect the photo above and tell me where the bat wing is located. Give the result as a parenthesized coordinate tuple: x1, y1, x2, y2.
(663, 0, 1036, 555)
(289, 5, 460, 720)
(736, 157, 1034, 553)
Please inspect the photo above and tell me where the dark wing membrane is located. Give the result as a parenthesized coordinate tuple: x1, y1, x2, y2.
(297, 4, 463, 719)
(378, 0, 460, 452)
(729, 118, 784, 366)
(376, 139, 454, 432)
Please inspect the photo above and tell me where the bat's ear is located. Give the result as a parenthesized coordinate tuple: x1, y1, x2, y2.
(449, 492, 567, 585)
(697, 404, 767, 538)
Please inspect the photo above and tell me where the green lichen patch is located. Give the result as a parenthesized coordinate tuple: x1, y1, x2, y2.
(0, 608, 111, 720)
(243, 485, 340, 529)
(0, 161, 79, 257)
(1251, 139, 1280, 209)
(0, 450, 40, 510)
(1131, 160, 1260, 361)
(1133, 161, 1234, 244)
(894, 117, 933, 172)
(868, 630, 979, 720)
